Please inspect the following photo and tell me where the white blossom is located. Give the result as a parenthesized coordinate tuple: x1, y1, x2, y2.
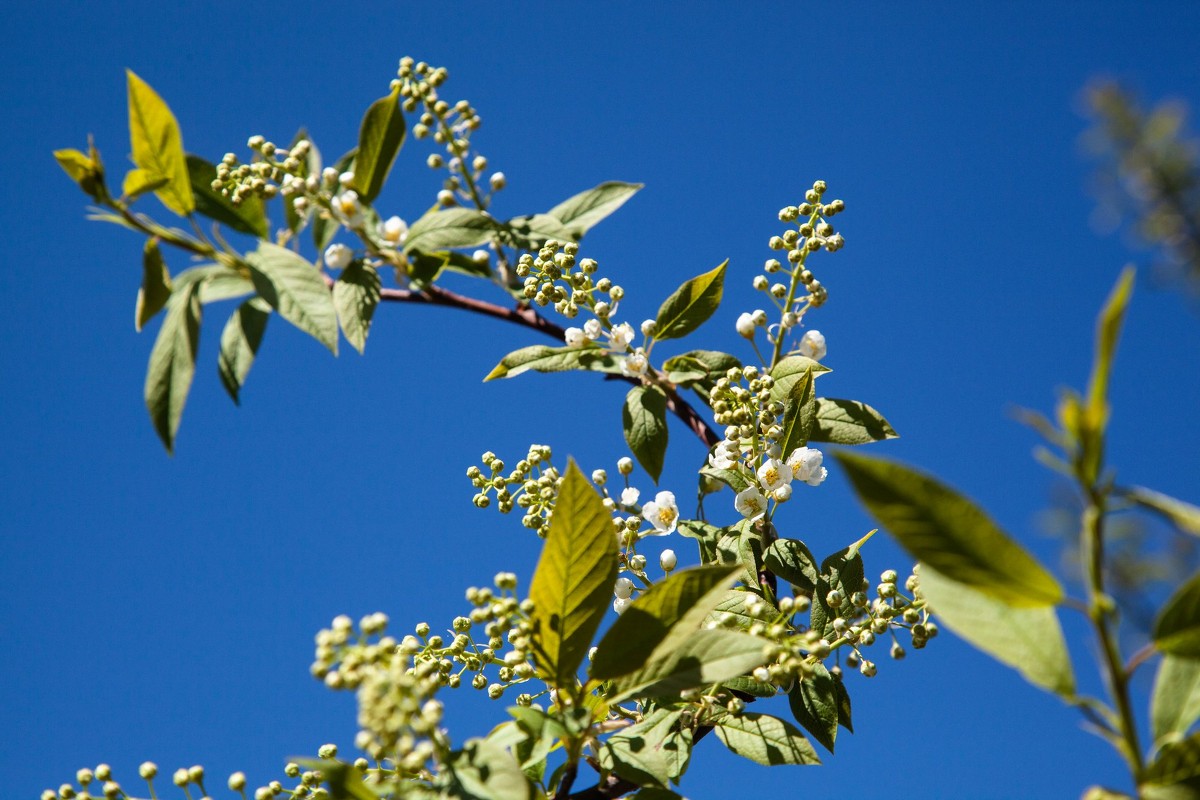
(614, 577, 635, 599)
(324, 243, 353, 271)
(620, 487, 640, 506)
(608, 322, 636, 351)
(798, 329, 827, 361)
(773, 484, 793, 502)
(708, 447, 736, 470)
(382, 215, 408, 245)
(659, 549, 677, 571)
(564, 327, 587, 348)
(641, 491, 679, 535)
(338, 170, 355, 187)
(613, 596, 633, 614)
(583, 319, 603, 340)
(787, 446, 828, 486)
(621, 348, 649, 377)
(334, 190, 363, 226)
(756, 458, 791, 492)
(735, 486, 768, 521)
(736, 312, 757, 338)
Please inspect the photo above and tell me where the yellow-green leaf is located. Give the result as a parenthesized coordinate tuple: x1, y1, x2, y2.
(55, 147, 107, 200)
(919, 564, 1075, 695)
(653, 260, 727, 341)
(187, 154, 268, 238)
(136, 238, 172, 332)
(715, 712, 821, 766)
(609, 629, 771, 702)
(349, 87, 406, 204)
(836, 451, 1063, 606)
(122, 168, 169, 200)
(1087, 265, 1136, 424)
(1153, 655, 1200, 743)
(528, 461, 617, 693)
(126, 70, 194, 216)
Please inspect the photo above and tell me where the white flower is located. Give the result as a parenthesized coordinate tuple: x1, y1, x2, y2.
(620, 487, 640, 506)
(324, 243, 353, 271)
(735, 486, 768, 521)
(334, 190, 363, 226)
(338, 170, 355, 187)
(787, 446, 828, 486)
(708, 448, 736, 470)
(659, 549, 677, 572)
(736, 312, 757, 338)
(798, 329, 827, 361)
(382, 215, 408, 245)
(564, 327, 587, 348)
(641, 491, 679, 535)
(583, 319, 603, 340)
(756, 458, 792, 492)
(621, 348, 649, 377)
(613, 596, 633, 614)
(607, 322, 635, 351)
(614, 577, 635, 599)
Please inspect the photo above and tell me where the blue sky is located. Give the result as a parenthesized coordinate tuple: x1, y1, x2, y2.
(5, 2, 1200, 798)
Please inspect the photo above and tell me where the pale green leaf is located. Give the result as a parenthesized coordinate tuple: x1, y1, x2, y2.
(769, 356, 830, 403)
(483, 344, 621, 381)
(599, 709, 692, 789)
(763, 538, 819, 594)
(528, 461, 617, 690)
(1126, 486, 1200, 537)
(349, 88, 406, 204)
(502, 214, 577, 250)
(778, 369, 815, 458)
(217, 298, 270, 405)
(662, 349, 741, 386)
(246, 242, 338, 354)
(186, 154, 268, 238)
(919, 564, 1075, 695)
(333, 262, 381, 354)
(591, 565, 739, 681)
(547, 181, 642, 239)
(1154, 656, 1200, 743)
(623, 385, 668, 484)
(653, 260, 727, 341)
(144, 282, 201, 453)
(1155, 572, 1200, 658)
(403, 208, 497, 253)
(126, 70, 193, 215)
(809, 398, 898, 445)
(55, 147, 106, 200)
(715, 712, 821, 766)
(122, 168, 169, 200)
(447, 737, 538, 800)
(835, 451, 1063, 606)
(609, 629, 771, 702)
(1087, 265, 1136, 422)
(136, 238, 172, 332)
(1144, 733, 1200, 789)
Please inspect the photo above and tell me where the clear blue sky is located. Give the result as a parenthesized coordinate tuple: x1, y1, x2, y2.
(5, 2, 1200, 798)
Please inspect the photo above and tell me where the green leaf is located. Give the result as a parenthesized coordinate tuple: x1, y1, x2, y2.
(833, 672, 853, 732)
(778, 369, 816, 458)
(1144, 733, 1200, 788)
(769, 356, 831, 403)
(609, 628, 771, 702)
(186, 154, 268, 238)
(447, 737, 538, 800)
(653, 260, 727, 341)
(1154, 656, 1200, 742)
(528, 461, 617, 691)
(484, 345, 621, 381)
(763, 538, 819, 595)
(122, 168, 169, 200)
(1145, 777, 1200, 800)
(599, 709, 692, 789)
(1156, 572, 1200, 658)
(126, 70, 193, 216)
(662, 349, 741, 386)
(722, 675, 777, 698)
(919, 564, 1075, 695)
(167, 264, 254, 306)
(677, 520, 722, 563)
(810, 541, 867, 641)
(698, 464, 751, 494)
(707, 589, 779, 632)
(217, 298, 270, 405)
(55, 147, 107, 201)
(835, 451, 1063, 606)
(246, 242, 339, 354)
(502, 214, 577, 250)
(1087, 265, 1136, 423)
(136, 238, 173, 332)
(715, 712, 821, 766)
(293, 760, 377, 800)
(403, 208, 497, 253)
(333, 262, 381, 355)
(591, 565, 740, 681)
(809, 398, 898, 445)
(623, 385, 669, 484)
(1126, 486, 1200, 537)
(144, 282, 201, 453)
(349, 87, 406, 204)
(547, 181, 642, 239)
(787, 661, 839, 753)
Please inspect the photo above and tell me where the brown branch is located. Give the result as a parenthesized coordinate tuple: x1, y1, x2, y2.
(379, 284, 720, 448)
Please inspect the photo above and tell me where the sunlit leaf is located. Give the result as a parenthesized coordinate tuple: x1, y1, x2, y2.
(1156, 572, 1200, 658)
(126, 70, 194, 215)
(623, 385, 668, 483)
(787, 661, 839, 753)
(599, 708, 692, 789)
(715, 712, 821, 766)
(217, 298, 270, 405)
(144, 282, 201, 453)
(349, 87, 406, 204)
(1154, 656, 1200, 743)
(187, 154, 268, 238)
(547, 181, 642, 239)
(809, 398, 897, 445)
(653, 260, 727, 341)
(333, 262, 381, 354)
(483, 344, 621, 381)
(404, 208, 497, 252)
(246, 242, 338, 354)
(136, 238, 172, 332)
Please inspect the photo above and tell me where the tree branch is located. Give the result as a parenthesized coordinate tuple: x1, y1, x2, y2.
(379, 284, 720, 447)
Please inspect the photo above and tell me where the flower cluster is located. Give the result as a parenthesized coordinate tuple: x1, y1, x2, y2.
(467, 445, 559, 535)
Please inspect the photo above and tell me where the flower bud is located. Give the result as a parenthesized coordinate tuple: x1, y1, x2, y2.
(139, 763, 158, 780)
(617, 457, 634, 476)
(735, 312, 756, 338)
(659, 549, 677, 571)
(489, 172, 506, 191)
